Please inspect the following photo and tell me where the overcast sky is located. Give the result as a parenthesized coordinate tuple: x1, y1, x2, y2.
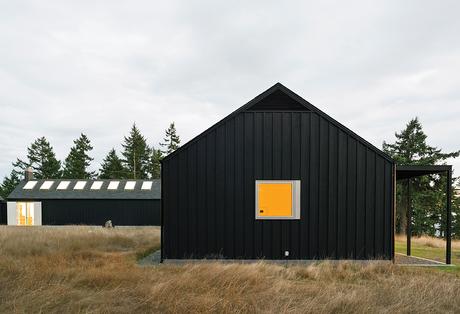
(1, 0, 459, 180)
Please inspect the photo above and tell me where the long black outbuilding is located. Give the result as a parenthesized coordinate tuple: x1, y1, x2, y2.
(7, 179, 161, 226)
(161, 83, 396, 261)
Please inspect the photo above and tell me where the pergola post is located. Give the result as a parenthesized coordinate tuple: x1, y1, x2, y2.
(446, 167, 452, 265)
(406, 178, 411, 256)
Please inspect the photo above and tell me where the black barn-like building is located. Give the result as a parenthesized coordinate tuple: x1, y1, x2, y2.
(161, 83, 395, 261)
(7, 179, 161, 226)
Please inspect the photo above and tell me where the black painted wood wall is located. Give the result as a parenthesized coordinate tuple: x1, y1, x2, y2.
(41, 199, 160, 226)
(0, 202, 6, 225)
(162, 111, 394, 260)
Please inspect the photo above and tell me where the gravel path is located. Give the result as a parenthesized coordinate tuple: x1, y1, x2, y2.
(138, 250, 162, 266)
(138, 251, 447, 266)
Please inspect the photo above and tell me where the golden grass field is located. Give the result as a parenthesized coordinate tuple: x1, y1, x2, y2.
(0, 226, 459, 313)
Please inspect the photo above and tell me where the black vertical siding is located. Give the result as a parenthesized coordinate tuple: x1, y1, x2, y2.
(309, 114, 320, 258)
(41, 199, 160, 226)
(163, 111, 394, 260)
(254, 113, 263, 258)
(0, 202, 6, 225)
(262, 113, 273, 256)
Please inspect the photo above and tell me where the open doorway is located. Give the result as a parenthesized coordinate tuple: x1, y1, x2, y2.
(16, 202, 35, 226)
(395, 165, 453, 265)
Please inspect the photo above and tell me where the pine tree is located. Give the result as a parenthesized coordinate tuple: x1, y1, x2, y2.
(13, 137, 62, 179)
(147, 147, 162, 179)
(383, 118, 458, 165)
(160, 122, 180, 155)
(62, 133, 96, 179)
(453, 182, 460, 239)
(99, 149, 125, 179)
(0, 170, 20, 199)
(121, 123, 150, 179)
(383, 117, 460, 236)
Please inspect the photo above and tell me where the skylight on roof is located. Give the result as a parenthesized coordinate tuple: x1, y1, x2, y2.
(125, 181, 136, 190)
(74, 181, 87, 190)
(23, 181, 37, 190)
(57, 181, 70, 190)
(141, 181, 153, 190)
(108, 181, 119, 190)
(91, 181, 103, 190)
(40, 181, 54, 190)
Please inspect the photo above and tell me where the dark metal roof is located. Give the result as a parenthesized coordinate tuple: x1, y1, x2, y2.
(396, 165, 452, 180)
(7, 179, 161, 200)
(162, 83, 394, 163)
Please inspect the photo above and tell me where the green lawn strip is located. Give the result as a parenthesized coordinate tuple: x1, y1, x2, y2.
(395, 240, 460, 272)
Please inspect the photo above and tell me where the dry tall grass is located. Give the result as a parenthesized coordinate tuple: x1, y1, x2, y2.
(0, 226, 459, 313)
(395, 234, 460, 250)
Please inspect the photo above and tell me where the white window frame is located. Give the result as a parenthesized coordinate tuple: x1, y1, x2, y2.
(7, 201, 42, 226)
(255, 180, 301, 220)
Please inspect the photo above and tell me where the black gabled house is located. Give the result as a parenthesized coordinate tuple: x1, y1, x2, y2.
(161, 83, 396, 261)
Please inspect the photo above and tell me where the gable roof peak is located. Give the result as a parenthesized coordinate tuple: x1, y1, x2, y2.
(162, 83, 393, 163)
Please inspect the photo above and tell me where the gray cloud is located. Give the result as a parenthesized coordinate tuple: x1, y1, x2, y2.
(1, 0, 459, 179)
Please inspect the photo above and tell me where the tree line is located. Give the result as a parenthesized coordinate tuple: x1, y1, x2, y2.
(1, 117, 459, 238)
(383, 118, 460, 238)
(0, 122, 180, 198)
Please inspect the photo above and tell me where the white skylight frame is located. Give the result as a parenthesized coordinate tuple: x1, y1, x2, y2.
(23, 181, 37, 190)
(57, 181, 71, 190)
(141, 181, 153, 190)
(91, 181, 103, 190)
(74, 181, 87, 190)
(107, 181, 120, 190)
(125, 181, 136, 190)
(40, 181, 54, 190)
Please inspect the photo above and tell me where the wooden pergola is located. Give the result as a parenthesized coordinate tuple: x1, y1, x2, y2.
(396, 165, 453, 264)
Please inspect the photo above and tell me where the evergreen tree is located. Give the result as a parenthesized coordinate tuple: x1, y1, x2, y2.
(121, 123, 150, 179)
(147, 147, 162, 179)
(62, 133, 96, 179)
(383, 118, 459, 236)
(13, 137, 61, 179)
(0, 170, 20, 199)
(160, 122, 180, 155)
(453, 182, 460, 239)
(99, 148, 125, 179)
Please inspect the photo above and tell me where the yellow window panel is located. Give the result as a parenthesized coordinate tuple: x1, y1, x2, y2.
(257, 183, 292, 217)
